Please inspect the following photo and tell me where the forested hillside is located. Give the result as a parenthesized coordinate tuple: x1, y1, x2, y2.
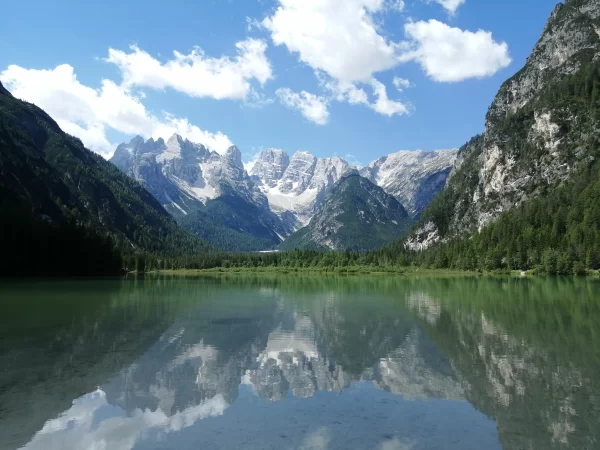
(0, 81, 210, 275)
(395, 57, 600, 273)
(281, 174, 413, 251)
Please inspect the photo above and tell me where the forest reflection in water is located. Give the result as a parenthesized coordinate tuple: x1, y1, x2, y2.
(0, 275, 599, 450)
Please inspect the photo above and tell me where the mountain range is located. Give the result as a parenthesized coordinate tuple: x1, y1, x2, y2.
(110, 135, 457, 251)
(2, 0, 599, 274)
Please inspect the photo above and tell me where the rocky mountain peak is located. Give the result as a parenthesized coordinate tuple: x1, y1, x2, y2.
(278, 151, 318, 195)
(249, 148, 290, 188)
(129, 135, 145, 147)
(408, 0, 600, 249)
(166, 133, 183, 145)
(360, 149, 458, 217)
(488, 0, 600, 123)
(225, 145, 243, 168)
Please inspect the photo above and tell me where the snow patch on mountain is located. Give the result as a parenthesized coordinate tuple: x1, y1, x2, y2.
(250, 149, 353, 227)
(112, 135, 458, 240)
(360, 149, 459, 217)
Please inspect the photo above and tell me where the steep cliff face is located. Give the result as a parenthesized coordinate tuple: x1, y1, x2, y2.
(410, 0, 600, 249)
(248, 148, 290, 188)
(281, 174, 413, 251)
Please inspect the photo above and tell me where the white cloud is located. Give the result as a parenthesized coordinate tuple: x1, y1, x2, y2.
(317, 74, 369, 105)
(0, 64, 233, 157)
(392, 77, 411, 92)
(22, 388, 227, 450)
(276, 88, 330, 125)
(429, 0, 466, 14)
(390, 0, 405, 11)
(262, 0, 399, 83)
(106, 38, 272, 100)
(318, 74, 409, 118)
(400, 20, 511, 82)
(369, 78, 410, 116)
(261, 0, 500, 121)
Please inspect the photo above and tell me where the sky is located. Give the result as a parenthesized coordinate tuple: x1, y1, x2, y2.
(0, 0, 558, 165)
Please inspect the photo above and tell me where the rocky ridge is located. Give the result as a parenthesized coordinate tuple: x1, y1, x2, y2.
(281, 174, 413, 251)
(360, 149, 459, 217)
(112, 136, 457, 249)
(408, 0, 600, 249)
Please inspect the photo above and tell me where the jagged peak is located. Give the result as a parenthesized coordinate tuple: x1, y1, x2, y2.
(329, 155, 346, 163)
(262, 147, 287, 154)
(550, 2, 564, 19)
(225, 145, 243, 167)
(166, 133, 185, 145)
(291, 150, 316, 160)
(128, 135, 145, 146)
(258, 148, 289, 160)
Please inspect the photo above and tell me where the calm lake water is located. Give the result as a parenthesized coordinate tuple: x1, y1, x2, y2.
(1, 275, 600, 450)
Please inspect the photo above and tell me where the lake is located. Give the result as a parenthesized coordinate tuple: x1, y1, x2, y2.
(1, 275, 599, 450)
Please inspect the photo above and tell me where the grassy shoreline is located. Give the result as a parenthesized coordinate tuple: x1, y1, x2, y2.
(146, 267, 600, 277)
(149, 266, 495, 277)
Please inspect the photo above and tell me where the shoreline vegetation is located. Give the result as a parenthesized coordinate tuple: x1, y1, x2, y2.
(150, 266, 479, 276)
(146, 266, 599, 277)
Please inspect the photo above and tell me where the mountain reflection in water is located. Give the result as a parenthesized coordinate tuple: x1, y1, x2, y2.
(1, 275, 599, 450)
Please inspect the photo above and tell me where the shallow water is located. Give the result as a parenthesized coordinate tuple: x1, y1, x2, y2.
(1, 275, 599, 450)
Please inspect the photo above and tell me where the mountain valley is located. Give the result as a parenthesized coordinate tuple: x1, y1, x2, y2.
(2, 0, 600, 274)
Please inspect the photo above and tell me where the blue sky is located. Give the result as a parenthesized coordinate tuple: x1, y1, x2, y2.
(0, 0, 558, 165)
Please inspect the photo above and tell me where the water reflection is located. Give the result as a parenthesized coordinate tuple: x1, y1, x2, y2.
(2, 276, 599, 449)
(405, 277, 600, 450)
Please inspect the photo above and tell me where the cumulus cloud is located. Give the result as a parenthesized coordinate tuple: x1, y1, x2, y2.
(369, 78, 410, 116)
(317, 74, 368, 105)
(392, 77, 411, 92)
(261, 0, 503, 121)
(276, 88, 330, 125)
(428, 0, 466, 14)
(400, 20, 511, 82)
(388, 0, 406, 12)
(0, 64, 233, 157)
(262, 0, 399, 83)
(277, 76, 409, 124)
(318, 74, 410, 118)
(106, 38, 272, 101)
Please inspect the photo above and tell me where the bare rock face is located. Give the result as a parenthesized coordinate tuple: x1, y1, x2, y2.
(249, 148, 290, 188)
(360, 149, 458, 218)
(409, 0, 600, 248)
(250, 148, 456, 230)
(488, 1, 600, 123)
(112, 137, 457, 244)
